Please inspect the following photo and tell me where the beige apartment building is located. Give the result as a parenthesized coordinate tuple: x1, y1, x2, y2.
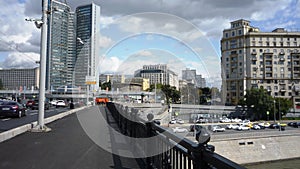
(221, 19, 300, 109)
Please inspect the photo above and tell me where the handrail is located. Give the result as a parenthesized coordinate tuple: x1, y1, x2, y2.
(106, 102, 246, 169)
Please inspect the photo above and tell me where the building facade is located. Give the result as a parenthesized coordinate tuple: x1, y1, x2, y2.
(182, 68, 206, 88)
(221, 19, 300, 109)
(0, 67, 39, 90)
(46, 1, 100, 92)
(135, 64, 179, 89)
(47, 0, 74, 91)
(75, 3, 100, 91)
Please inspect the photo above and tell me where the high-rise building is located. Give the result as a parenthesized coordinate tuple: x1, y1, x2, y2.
(46, 1, 100, 92)
(47, 0, 73, 90)
(75, 3, 100, 91)
(221, 19, 300, 108)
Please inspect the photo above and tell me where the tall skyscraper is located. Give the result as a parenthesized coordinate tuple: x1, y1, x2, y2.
(46, 1, 100, 91)
(75, 3, 100, 91)
(47, 0, 73, 90)
(221, 19, 300, 108)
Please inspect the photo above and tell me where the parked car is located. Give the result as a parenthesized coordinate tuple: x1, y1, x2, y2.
(0, 100, 26, 118)
(212, 125, 225, 132)
(252, 124, 261, 130)
(56, 100, 67, 107)
(237, 125, 250, 131)
(226, 124, 239, 130)
(258, 122, 270, 128)
(291, 122, 300, 128)
(169, 119, 177, 124)
(220, 118, 231, 123)
(172, 127, 188, 133)
(231, 118, 242, 123)
(176, 119, 184, 124)
(50, 100, 58, 106)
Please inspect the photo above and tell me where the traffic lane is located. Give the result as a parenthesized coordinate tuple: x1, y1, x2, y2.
(0, 107, 69, 132)
(0, 108, 142, 169)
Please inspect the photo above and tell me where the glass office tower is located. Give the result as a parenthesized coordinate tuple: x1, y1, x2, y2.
(75, 3, 100, 91)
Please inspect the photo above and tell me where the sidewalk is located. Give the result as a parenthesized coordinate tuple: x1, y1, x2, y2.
(0, 106, 142, 169)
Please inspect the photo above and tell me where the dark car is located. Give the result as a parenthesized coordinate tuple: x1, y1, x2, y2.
(26, 100, 36, 109)
(0, 100, 26, 118)
(291, 122, 300, 128)
(31, 100, 50, 110)
(269, 123, 280, 129)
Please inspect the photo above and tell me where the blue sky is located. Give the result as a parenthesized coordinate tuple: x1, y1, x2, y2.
(1, 0, 300, 88)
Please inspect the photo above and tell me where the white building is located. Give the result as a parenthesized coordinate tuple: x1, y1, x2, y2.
(135, 64, 179, 89)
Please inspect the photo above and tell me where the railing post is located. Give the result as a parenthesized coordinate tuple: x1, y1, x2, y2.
(193, 145, 204, 169)
(146, 113, 154, 169)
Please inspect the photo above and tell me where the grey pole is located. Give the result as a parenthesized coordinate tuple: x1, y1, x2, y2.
(35, 0, 50, 131)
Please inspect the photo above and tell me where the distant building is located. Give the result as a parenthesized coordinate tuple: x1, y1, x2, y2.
(0, 67, 39, 90)
(125, 77, 150, 91)
(221, 19, 300, 108)
(134, 64, 179, 89)
(99, 74, 125, 84)
(182, 68, 206, 88)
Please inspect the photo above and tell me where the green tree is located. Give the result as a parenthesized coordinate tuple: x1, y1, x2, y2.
(274, 97, 292, 120)
(241, 87, 292, 121)
(161, 84, 181, 104)
(242, 87, 274, 120)
(100, 81, 111, 91)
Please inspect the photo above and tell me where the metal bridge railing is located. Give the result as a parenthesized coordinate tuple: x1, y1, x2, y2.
(106, 102, 246, 169)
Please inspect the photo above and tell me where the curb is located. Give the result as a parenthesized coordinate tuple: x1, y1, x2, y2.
(0, 106, 88, 143)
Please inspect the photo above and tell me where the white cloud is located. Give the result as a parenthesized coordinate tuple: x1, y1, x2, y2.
(99, 35, 114, 48)
(136, 50, 152, 56)
(98, 56, 122, 74)
(0, 52, 39, 69)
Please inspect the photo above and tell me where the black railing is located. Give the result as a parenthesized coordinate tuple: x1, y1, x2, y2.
(106, 102, 246, 169)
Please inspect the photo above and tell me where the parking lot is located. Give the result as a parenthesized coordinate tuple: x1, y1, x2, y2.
(166, 119, 300, 142)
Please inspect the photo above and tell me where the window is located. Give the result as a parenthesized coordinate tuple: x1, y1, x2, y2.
(238, 30, 242, 35)
(232, 31, 235, 37)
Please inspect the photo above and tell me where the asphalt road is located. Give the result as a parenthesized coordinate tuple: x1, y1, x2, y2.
(0, 106, 143, 169)
(0, 107, 69, 132)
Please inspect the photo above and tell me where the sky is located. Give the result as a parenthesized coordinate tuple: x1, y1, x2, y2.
(0, 0, 300, 88)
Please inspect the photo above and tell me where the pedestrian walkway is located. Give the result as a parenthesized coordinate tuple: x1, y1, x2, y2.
(0, 106, 142, 169)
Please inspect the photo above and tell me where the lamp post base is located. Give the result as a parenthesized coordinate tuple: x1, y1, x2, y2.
(30, 125, 52, 132)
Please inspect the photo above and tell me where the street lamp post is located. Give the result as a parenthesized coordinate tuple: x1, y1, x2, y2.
(28, 0, 51, 132)
(273, 99, 276, 122)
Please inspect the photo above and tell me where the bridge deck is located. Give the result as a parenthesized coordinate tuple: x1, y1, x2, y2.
(0, 106, 142, 169)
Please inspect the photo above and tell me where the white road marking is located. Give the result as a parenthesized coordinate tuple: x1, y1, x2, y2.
(30, 113, 38, 116)
(1, 118, 11, 121)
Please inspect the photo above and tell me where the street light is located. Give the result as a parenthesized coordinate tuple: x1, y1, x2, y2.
(26, 0, 50, 132)
(273, 99, 276, 122)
